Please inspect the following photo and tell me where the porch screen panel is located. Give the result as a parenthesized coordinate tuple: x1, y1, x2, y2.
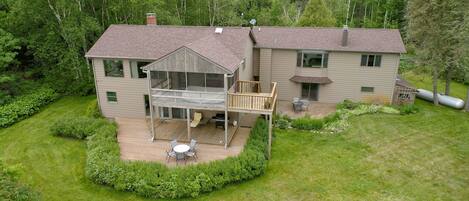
(187, 72, 205, 91)
(150, 71, 168, 88)
(169, 72, 186, 90)
(206, 73, 224, 92)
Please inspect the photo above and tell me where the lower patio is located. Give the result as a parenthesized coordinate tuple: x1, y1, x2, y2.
(115, 118, 252, 166)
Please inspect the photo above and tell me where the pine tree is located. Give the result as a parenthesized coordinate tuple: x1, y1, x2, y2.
(297, 0, 336, 27)
(406, 0, 462, 105)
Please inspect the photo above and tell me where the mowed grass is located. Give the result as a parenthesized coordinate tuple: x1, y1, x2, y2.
(0, 78, 468, 200)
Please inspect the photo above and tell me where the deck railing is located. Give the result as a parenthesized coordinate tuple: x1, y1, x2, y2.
(227, 81, 277, 112)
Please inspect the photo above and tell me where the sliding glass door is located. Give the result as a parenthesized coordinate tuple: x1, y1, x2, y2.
(158, 107, 186, 119)
(301, 83, 319, 101)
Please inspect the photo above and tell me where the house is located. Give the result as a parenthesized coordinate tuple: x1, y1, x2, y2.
(85, 14, 405, 153)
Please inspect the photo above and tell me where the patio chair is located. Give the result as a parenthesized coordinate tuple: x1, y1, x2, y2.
(170, 139, 178, 150)
(165, 150, 176, 162)
(190, 112, 202, 128)
(186, 139, 198, 161)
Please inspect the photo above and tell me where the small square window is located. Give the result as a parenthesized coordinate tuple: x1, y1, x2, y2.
(104, 60, 124, 77)
(106, 91, 117, 102)
(361, 87, 374, 93)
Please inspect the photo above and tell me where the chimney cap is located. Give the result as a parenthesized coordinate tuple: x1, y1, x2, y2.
(146, 13, 156, 16)
(343, 25, 349, 30)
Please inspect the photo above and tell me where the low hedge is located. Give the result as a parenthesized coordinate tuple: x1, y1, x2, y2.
(51, 117, 268, 199)
(291, 117, 324, 130)
(0, 161, 40, 201)
(50, 117, 110, 139)
(0, 87, 59, 128)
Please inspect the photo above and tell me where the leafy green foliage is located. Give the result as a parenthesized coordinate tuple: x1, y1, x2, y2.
(85, 99, 102, 118)
(398, 104, 420, 115)
(0, 87, 58, 127)
(50, 116, 109, 139)
(291, 117, 324, 130)
(336, 99, 361, 110)
(298, 0, 336, 27)
(0, 28, 20, 69)
(0, 161, 40, 201)
(50, 116, 268, 198)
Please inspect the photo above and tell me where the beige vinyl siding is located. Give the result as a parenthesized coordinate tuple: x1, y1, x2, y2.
(265, 49, 399, 103)
(252, 48, 260, 76)
(94, 59, 149, 118)
(259, 48, 272, 92)
(271, 50, 300, 100)
(239, 39, 254, 81)
(323, 52, 399, 103)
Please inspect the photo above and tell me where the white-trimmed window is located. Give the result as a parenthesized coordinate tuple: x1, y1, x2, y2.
(297, 51, 328, 68)
(361, 55, 382, 67)
(361, 87, 374, 93)
(106, 91, 117, 102)
(104, 60, 124, 77)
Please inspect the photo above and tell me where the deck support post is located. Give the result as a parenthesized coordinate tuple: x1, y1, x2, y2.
(146, 70, 156, 141)
(268, 113, 272, 159)
(186, 108, 191, 141)
(224, 74, 228, 149)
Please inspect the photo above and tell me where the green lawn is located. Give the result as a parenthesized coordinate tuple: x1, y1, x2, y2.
(0, 79, 468, 200)
(402, 71, 468, 100)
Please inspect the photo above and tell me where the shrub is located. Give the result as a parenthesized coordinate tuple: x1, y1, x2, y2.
(51, 117, 268, 199)
(50, 116, 109, 139)
(276, 119, 289, 129)
(323, 112, 341, 125)
(0, 161, 40, 201)
(291, 117, 324, 130)
(336, 99, 360, 110)
(0, 87, 58, 128)
(399, 104, 420, 115)
(86, 99, 102, 118)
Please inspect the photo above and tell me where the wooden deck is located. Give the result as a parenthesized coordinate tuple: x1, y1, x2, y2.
(116, 118, 251, 166)
(276, 100, 337, 118)
(151, 119, 237, 145)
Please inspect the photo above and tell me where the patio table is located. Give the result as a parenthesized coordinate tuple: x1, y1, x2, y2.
(173, 144, 190, 162)
(173, 144, 190, 153)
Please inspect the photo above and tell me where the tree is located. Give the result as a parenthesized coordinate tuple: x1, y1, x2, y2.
(297, 0, 336, 27)
(406, 0, 461, 105)
(0, 28, 19, 69)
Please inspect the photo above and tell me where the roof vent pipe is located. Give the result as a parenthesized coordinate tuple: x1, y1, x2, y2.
(146, 13, 157, 25)
(341, 25, 349, 46)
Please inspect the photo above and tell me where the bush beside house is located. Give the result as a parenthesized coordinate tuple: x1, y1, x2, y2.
(0, 88, 58, 128)
(0, 161, 40, 201)
(50, 117, 269, 199)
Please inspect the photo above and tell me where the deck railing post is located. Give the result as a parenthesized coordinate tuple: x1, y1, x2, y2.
(224, 74, 229, 149)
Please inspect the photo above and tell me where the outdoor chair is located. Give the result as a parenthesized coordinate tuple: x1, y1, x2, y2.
(186, 139, 198, 161)
(190, 112, 202, 128)
(170, 139, 178, 150)
(165, 150, 176, 162)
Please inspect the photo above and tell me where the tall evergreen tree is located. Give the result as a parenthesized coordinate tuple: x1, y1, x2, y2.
(297, 0, 336, 27)
(406, 0, 460, 105)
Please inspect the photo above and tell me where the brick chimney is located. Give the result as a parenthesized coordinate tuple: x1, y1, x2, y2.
(146, 13, 157, 25)
(341, 25, 349, 46)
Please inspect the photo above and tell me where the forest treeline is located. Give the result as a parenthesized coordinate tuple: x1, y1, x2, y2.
(0, 0, 406, 104)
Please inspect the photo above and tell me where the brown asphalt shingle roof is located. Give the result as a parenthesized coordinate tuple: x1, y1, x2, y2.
(86, 25, 406, 71)
(252, 27, 406, 53)
(85, 25, 250, 71)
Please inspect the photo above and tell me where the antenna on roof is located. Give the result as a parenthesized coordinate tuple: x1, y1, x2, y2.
(249, 19, 257, 26)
